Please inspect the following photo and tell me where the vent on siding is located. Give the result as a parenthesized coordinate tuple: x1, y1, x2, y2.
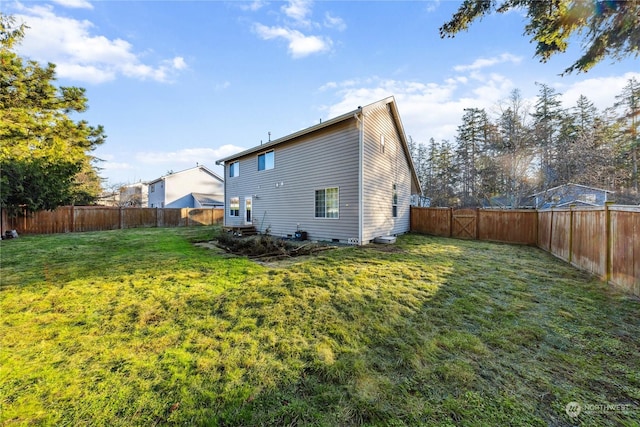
(347, 238, 359, 245)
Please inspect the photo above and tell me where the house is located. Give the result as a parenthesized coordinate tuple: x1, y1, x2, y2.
(532, 183, 614, 209)
(481, 195, 535, 209)
(120, 182, 149, 207)
(192, 193, 225, 208)
(147, 165, 224, 208)
(216, 96, 422, 245)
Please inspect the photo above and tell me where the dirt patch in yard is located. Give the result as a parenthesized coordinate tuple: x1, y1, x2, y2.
(209, 232, 337, 262)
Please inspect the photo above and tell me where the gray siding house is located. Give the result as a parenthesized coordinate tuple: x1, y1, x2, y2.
(216, 97, 421, 245)
(147, 165, 224, 208)
(532, 183, 613, 209)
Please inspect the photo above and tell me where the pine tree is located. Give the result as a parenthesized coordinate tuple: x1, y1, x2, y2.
(494, 89, 535, 207)
(0, 14, 106, 216)
(614, 77, 640, 195)
(532, 83, 564, 189)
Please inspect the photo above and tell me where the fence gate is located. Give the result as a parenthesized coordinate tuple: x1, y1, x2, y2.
(452, 208, 477, 239)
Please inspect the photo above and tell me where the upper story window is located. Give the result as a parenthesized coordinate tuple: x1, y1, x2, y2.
(229, 161, 239, 177)
(380, 134, 385, 154)
(258, 150, 274, 171)
(150, 184, 155, 193)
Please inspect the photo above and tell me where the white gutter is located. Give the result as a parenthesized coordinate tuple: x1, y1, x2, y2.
(354, 110, 364, 245)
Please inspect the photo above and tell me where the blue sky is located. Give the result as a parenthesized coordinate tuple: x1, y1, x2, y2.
(6, 0, 639, 187)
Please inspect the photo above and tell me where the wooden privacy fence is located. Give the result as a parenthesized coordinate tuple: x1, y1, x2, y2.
(411, 206, 639, 297)
(1, 206, 223, 235)
(410, 207, 538, 245)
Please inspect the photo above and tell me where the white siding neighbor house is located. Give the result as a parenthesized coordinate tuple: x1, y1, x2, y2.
(216, 97, 421, 245)
(147, 165, 224, 208)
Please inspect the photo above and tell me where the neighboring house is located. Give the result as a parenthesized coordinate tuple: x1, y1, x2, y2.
(216, 96, 422, 245)
(120, 182, 149, 207)
(481, 195, 535, 209)
(532, 183, 614, 209)
(192, 193, 225, 208)
(147, 165, 224, 208)
(96, 191, 120, 207)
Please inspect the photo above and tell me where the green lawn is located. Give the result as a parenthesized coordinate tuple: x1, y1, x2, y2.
(1, 227, 638, 426)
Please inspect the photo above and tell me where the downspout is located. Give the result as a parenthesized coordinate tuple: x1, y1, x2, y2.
(354, 109, 364, 245)
(216, 160, 226, 227)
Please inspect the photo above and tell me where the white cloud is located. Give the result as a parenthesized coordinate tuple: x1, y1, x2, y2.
(324, 12, 346, 31)
(454, 53, 522, 72)
(171, 57, 187, 70)
(239, 0, 266, 12)
(559, 72, 640, 112)
(282, 0, 313, 26)
(51, 0, 93, 9)
(136, 146, 246, 166)
(423, 0, 441, 13)
(215, 81, 231, 91)
(253, 23, 331, 58)
(321, 73, 516, 144)
(102, 161, 134, 171)
(252, 0, 342, 58)
(13, 4, 186, 84)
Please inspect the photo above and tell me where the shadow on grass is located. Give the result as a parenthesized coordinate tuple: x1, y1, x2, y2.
(212, 235, 639, 427)
(1, 230, 638, 426)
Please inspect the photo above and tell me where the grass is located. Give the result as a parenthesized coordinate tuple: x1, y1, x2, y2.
(1, 226, 638, 426)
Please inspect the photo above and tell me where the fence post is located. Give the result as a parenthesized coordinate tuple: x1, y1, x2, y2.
(549, 209, 554, 253)
(70, 205, 75, 233)
(568, 205, 574, 264)
(449, 207, 453, 237)
(534, 209, 538, 247)
(605, 202, 612, 283)
(475, 208, 480, 240)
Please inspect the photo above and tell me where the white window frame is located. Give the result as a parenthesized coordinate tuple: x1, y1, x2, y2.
(229, 197, 240, 217)
(392, 183, 398, 217)
(229, 161, 239, 178)
(258, 150, 274, 171)
(315, 187, 339, 219)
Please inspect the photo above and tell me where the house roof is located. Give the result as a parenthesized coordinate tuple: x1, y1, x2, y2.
(531, 183, 614, 197)
(146, 165, 223, 185)
(192, 193, 224, 206)
(216, 96, 422, 193)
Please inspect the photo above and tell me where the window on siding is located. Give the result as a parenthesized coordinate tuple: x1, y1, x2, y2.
(229, 197, 240, 217)
(380, 134, 385, 154)
(392, 183, 398, 217)
(229, 161, 239, 177)
(150, 184, 155, 193)
(258, 150, 274, 171)
(315, 187, 339, 219)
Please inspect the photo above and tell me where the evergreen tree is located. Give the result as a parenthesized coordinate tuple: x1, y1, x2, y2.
(614, 77, 640, 195)
(440, 0, 640, 74)
(454, 108, 492, 206)
(494, 89, 535, 207)
(0, 14, 106, 216)
(532, 83, 564, 189)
